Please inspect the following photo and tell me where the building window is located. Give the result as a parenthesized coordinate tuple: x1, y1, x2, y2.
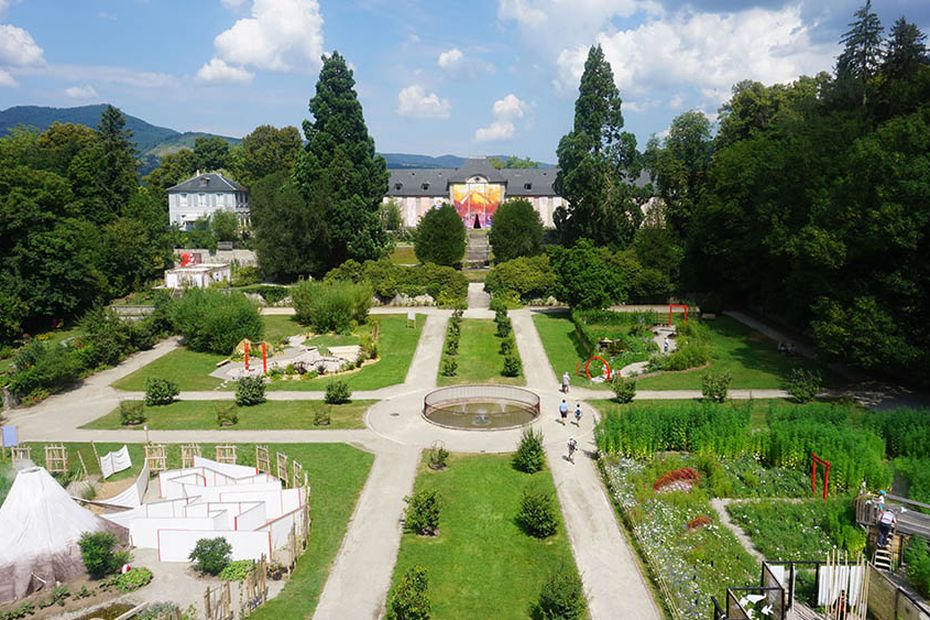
(524, 183, 532, 190)
(394, 183, 403, 190)
(421, 183, 429, 190)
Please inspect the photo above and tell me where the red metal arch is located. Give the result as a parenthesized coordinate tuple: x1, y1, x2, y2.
(669, 303, 689, 326)
(584, 355, 612, 381)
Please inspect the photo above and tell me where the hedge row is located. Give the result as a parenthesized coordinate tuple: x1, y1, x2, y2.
(325, 258, 467, 306)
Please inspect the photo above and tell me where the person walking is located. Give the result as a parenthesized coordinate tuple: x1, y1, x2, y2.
(574, 403, 582, 427)
(562, 371, 571, 393)
(567, 437, 578, 464)
(559, 399, 569, 425)
(663, 337, 670, 354)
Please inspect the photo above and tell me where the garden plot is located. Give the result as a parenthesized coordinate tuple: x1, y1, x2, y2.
(103, 457, 308, 563)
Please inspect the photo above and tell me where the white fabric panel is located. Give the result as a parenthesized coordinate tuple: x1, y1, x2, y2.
(220, 490, 283, 516)
(817, 565, 864, 606)
(102, 461, 149, 508)
(130, 517, 218, 549)
(193, 456, 258, 478)
(157, 530, 271, 562)
(99, 445, 132, 479)
(263, 511, 299, 548)
(233, 503, 267, 531)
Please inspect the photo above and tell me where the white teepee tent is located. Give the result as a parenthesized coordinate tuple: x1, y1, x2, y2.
(0, 466, 123, 603)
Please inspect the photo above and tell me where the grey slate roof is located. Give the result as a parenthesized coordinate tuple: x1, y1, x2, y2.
(500, 168, 557, 197)
(386, 169, 455, 197)
(447, 157, 506, 183)
(167, 172, 247, 194)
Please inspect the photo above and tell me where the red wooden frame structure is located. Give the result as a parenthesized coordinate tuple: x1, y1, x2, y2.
(261, 342, 268, 375)
(811, 452, 831, 500)
(244, 341, 250, 371)
(669, 303, 689, 326)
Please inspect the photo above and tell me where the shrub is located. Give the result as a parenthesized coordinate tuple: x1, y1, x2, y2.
(550, 239, 627, 310)
(119, 401, 146, 426)
(314, 406, 332, 426)
(502, 353, 522, 377)
(414, 204, 465, 267)
(518, 489, 558, 538)
(786, 368, 822, 403)
(115, 567, 153, 592)
(169, 289, 263, 354)
(489, 295, 508, 314)
(701, 371, 731, 403)
(78, 531, 124, 579)
(906, 537, 930, 598)
(77, 307, 134, 368)
(444, 333, 459, 356)
(403, 489, 441, 536)
(440, 357, 458, 377)
(387, 565, 431, 620)
(513, 428, 545, 473)
(235, 375, 266, 406)
(188, 537, 232, 576)
(8, 340, 82, 399)
(611, 376, 636, 403)
(218, 559, 254, 581)
(398, 263, 468, 303)
(496, 318, 512, 338)
(144, 378, 179, 406)
(531, 569, 587, 620)
(215, 402, 238, 426)
(325, 379, 351, 404)
(499, 338, 514, 356)
(489, 198, 545, 263)
(485, 255, 556, 302)
(292, 279, 372, 333)
(427, 444, 449, 470)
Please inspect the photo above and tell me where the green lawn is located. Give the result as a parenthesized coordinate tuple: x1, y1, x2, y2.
(389, 454, 580, 619)
(81, 399, 375, 430)
(463, 269, 489, 282)
(437, 319, 524, 386)
(112, 347, 226, 391)
(533, 311, 829, 390)
(113, 314, 423, 392)
(389, 243, 418, 265)
(24, 442, 373, 619)
(263, 315, 361, 351)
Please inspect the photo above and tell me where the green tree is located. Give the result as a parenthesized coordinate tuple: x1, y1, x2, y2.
(294, 51, 389, 269)
(211, 209, 239, 242)
(553, 45, 641, 248)
(414, 204, 465, 267)
(837, 0, 884, 81)
(648, 110, 712, 237)
(489, 198, 544, 263)
(490, 155, 539, 169)
(550, 239, 627, 309)
(251, 172, 328, 280)
(882, 17, 928, 79)
(144, 148, 198, 199)
(229, 124, 302, 185)
(95, 105, 137, 222)
(194, 135, 231, 171)
(387, 566, 430, 620)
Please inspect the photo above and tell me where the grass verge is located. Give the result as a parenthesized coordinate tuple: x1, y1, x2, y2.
(389, 453, 579, 618)
(81, 399, 375, 430)
(437, 319, 524, 386)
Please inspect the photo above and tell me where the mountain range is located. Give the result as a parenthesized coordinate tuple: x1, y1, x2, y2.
(0, 104, 552, 170)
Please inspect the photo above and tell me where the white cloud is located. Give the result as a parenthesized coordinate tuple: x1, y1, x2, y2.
(554, 6, 836, 104)
(197, 58, 254, 84)
(205, 0, 324, 78)
(20, 64, 178, 89)
(0, 23, 44, 67)
(475, 93, 527, 142)
(438, 48, 463, 69)
(0, 1, 9, 17)
(221, 0, 247, 8)
(0, 67, 16, 87)
(437, 47, 494, 78)
(396, 84, 451, 119)
(64, 84, 99, 99)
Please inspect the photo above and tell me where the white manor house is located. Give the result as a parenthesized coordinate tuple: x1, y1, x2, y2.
(167, 171, 250, 230)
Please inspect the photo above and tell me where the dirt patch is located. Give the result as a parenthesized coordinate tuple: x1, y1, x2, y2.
(0, 574, 137, 620)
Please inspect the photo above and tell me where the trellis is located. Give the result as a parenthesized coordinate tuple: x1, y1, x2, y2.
(145, 444, 168, 473)
(10, 444, 31, 462)
(203, 581, 232, 620)
(255, 445, 270, 475)
(238, 556, 268, 617)
(275, 452, 289, 486)
(44, 445, 69, 474)
(291, 460, 303, 490)
(181, 444, 201, 469)
(215, 444, 237, 465)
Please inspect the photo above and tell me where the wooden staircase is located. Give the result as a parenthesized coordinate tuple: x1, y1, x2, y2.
(874, 540, 895, 571)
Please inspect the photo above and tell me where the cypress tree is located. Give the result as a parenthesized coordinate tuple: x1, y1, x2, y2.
(553, 45, 641, 248)
(294, 51, 389, 270)
(95, 105, 137, 222)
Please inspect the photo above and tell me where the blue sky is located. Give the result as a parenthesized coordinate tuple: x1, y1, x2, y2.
(1, 0, 929, 162)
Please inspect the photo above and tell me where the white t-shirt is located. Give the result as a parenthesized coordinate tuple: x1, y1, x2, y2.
(880, 510, 895, 525)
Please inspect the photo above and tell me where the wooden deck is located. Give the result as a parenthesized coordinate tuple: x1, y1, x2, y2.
(856, 494, 930, 539)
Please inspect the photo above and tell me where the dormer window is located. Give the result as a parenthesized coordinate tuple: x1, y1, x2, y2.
(199, 177, 209, 187)
(394, 183, 403, 190)
(524, 183, 532, 190)
(421, 183, 429, 190)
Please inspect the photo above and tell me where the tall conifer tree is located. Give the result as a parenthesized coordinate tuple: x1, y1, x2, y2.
(95, 105, 137, 222)
(836, 0, 884, 81)
(294, 51, 388, 268)
(553, 45, 641, 248)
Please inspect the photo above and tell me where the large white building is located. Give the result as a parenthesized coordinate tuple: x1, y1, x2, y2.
(167, 171, 249, 230)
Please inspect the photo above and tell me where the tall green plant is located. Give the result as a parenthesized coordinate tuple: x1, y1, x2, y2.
(291, 280, 372, 333)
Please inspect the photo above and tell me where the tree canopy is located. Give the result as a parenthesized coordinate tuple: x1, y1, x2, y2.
(414, 204, 465, 267)
(488, 198, 544, 263)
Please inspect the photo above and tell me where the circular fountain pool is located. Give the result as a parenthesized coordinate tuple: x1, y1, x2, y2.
(423, 385, 540, 430)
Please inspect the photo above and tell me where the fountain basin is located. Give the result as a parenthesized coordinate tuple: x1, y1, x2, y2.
(422, 385, 540, 431)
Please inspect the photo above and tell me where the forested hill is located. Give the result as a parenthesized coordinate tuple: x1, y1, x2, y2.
(0, 104, 240, 158)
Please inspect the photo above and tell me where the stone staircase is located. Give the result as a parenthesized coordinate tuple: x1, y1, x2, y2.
(464, 230, 489, 268)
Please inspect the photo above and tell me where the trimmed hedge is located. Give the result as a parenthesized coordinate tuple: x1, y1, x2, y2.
(169, 288, 263, 354)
